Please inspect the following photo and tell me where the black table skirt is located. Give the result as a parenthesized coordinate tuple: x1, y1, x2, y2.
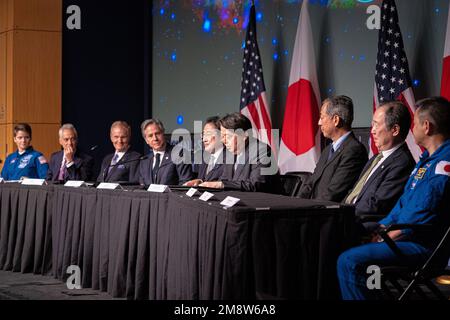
(0, 184, 52, 274)
(165, 194, 252, 299)
(0, 184, 356, 299)
(51, 187, 170, 299)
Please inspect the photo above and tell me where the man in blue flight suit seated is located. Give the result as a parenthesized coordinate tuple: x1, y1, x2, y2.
(337, 96, 450, 300)
(1, 123, 49, 180)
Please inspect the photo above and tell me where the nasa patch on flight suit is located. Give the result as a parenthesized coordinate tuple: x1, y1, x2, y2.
(18, 155, 33, 169)
(435, 161, 450, 176)
(414, 168, 427, 180)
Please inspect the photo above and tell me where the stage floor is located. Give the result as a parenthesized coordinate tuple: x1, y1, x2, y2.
(0, 270, 117, 300)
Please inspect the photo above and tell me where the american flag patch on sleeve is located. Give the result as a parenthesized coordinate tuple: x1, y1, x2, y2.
(38, 156, 48, 164)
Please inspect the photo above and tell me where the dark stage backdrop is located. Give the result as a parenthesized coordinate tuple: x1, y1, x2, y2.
(62, 0, 151, 178)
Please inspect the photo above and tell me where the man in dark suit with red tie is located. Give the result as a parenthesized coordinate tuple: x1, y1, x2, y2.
(96, 121, 141, 183)
(138, 118, 193, 186)
(46, 123, 94, 182)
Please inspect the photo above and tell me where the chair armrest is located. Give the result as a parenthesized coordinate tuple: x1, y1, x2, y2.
(383, 224, 433, 233)
(357, 214, 385, 223)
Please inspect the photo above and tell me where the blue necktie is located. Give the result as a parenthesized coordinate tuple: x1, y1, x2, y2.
(327, 146, 335, 161)
(153, 153, 161, 182)
(108, 153, 119, 175)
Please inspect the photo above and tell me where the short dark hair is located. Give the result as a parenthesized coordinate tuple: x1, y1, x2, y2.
(379, 101, 411, 140)
(205, 116, 221, 129)
(323, 95, 354, 129)
(219, 112, 252, 131)
(416, 97, 450, 138)
(14, 123, 32, 139)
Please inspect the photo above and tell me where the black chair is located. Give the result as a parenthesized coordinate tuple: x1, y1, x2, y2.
(377, 223, 450, 300)
(278, 171, 311, 197)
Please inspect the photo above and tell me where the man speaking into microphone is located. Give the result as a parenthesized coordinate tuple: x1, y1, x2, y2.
(97, 121, 141, 184)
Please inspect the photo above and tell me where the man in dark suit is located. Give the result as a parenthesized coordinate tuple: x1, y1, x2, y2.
(138, 118, 193, 186)
(298, 95, 368, 202)
(96, 121, 141, 183)
(46, 123, 94, 182)
(200, 112, 275, 192)
(344, 101, 416, 218)
(184, 116, 225, 186)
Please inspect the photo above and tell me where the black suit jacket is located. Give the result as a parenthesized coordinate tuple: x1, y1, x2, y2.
(138, 144, 193, 185)
(350, 143, 416, 217)
(46, 150, 94, 182)
(220, 141, 275, 192)
(196, 149, 226, 182)
(299, 132, 368, 202)
(96, 149, 141, 183)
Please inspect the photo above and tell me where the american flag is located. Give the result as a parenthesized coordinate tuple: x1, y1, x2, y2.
(372, 0, 421, 161)
(239, 3, 274, 148)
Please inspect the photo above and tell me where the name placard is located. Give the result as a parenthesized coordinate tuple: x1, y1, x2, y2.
(64, 180, 85, 188)
(199, 191, 214, 201)
(147, 184, 170, 193)
(186, 188, 198, 197)
(21, 179, 46, 186)
(97, 182, 120, 190)
(220, 196, 240, 208)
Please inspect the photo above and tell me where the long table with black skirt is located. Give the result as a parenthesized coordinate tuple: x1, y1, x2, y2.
(0, 183, 356, 299)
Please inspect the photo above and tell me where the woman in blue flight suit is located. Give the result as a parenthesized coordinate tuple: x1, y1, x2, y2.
(1, 123, 49, 180)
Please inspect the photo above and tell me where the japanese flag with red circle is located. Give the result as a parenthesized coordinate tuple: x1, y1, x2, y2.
(435, 161, 450, 176)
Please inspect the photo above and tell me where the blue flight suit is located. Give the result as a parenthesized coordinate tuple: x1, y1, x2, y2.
(1, 147, 49, 180)
(337, 139, 450, 300)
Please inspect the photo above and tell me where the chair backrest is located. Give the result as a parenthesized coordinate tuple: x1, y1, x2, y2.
(279, 171, 312, 197)
(277, 175, 302, 197)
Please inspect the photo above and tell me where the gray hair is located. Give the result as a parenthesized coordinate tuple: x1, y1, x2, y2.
(140, 118, 165, 138)
(323, 95, 354, 129)
(111, 120, 131, 136)
(59, 123, 78, 139)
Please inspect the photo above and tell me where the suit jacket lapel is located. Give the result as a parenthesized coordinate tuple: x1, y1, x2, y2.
(323, 133, 355, 170)
(311, 133, 355, 190)
(357, 145, 403, 200)
(104, 153, 115, 181)
(108, 150, 132, 180)
(206, 163, 220, 180)
(233, 148, 247, 179)
(159, 153, 171, 169)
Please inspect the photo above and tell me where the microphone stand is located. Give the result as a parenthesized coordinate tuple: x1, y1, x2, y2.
(102, 155, 148, 182)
